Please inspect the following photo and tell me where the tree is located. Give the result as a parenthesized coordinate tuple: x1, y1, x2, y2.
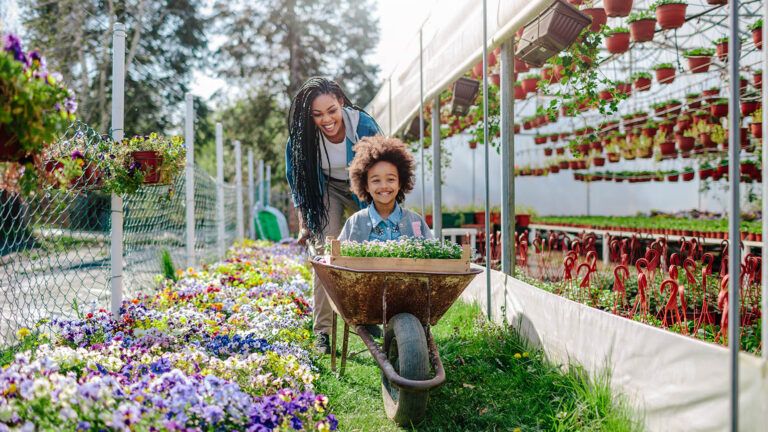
(21, 0, 207, 135)
(212, 0, 380, 106)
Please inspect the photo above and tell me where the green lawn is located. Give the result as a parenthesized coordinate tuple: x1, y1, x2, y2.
(316, 302, 642, 431)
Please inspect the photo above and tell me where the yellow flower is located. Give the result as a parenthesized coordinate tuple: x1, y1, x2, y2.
(522, 352, 529, 358)
(513, 428, 522, 432)
(16, 327, 30, 340)
(513, 353, 522, 359)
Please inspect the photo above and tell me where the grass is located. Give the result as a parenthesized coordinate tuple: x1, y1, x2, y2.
(315, 302, 642, 431)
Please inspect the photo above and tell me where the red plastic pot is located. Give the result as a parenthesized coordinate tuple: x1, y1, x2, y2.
(541, 68, 554, 83)
(702, 88, 720, 100)
(668, 174, 679, 182)
(605, 32, 630, 54)
(659, 122, 674, 135)
(699, 133, 716, 148)
(521, 77, 539, 94)
(687, 56, 711, 73)
(682, 171, 695, 181)
(534, 136, 547, 145)
(490, 73, 501, 86)
(549, 165, 560, 173)
(616, 82, 632, 96)
(754, 28, 763, 49)
(710, 103, 728, 118)
(556, 147, 566, 155)
(603, 0, 633, 17)
(751, 122, 763, 138)
(469, 141, 478, 149)
(582, 7, 607, 32)
(659, 140, 677, 155)
(514, 58, 530, 73)
(707, 0, 727, 4)
(675, 134, 695, 152)
(716, 42, 728, 61)
(633, 77, 652, 91)
(593, 157, 606, 166)
(544, 148, 553, 156)
(514, 84, 526, 100)
(741, 100, 759, 116)
(699, 168, 713, 180)
(131, 150, 163, 184)
(655, 67, 675, 84)
(629, 19, 656, 42)
(472, 62, 483, 78)
(755, 71, 763, 89)
(655, 3, 687, 30)
(599, 89, 613, 101)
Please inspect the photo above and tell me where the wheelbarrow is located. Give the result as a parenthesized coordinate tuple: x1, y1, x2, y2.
(311, 257, 481, 425)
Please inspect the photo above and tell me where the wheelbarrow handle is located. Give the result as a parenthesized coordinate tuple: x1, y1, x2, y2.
(356, 325, 446, 393)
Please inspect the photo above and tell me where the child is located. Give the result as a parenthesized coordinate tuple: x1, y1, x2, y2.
(338, 135, 433, 242)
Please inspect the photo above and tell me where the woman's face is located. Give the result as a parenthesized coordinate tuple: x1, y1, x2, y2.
(311, 94, 344, 140)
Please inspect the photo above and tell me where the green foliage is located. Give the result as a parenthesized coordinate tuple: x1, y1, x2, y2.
(339, 238, 463, 259)
(652, 62, 674, 70)
(607, 27, 630, 34)
(684, 48, 715, 57)
(627, 10, 655, 23)
(630, 71, 652, 80)
(160, 249, 178, 282)
(749, 19, 763, 31)
(651, 0, 687, 10)
(713, 37, 728, 44)
(100, 133, 186, 195)
(713, 98, 729, 105)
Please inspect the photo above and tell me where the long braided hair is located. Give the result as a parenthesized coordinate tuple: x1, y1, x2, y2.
(288, 77, 359, 237)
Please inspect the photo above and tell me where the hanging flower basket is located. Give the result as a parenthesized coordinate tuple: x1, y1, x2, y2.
(598, 89, 613, 101)
(741, 100, 759, 116)
(469, 140, 478, 149)
(750, 20, 763, 48)
(633, 76, 652, 91)
(472, 62, 483, 78)
(703, 87, 720, 103)
(755, 70, 762, 89)
(490, 73, 501, 87)
(607, 152, 621, 163)
(521, 76, 539, 94)
(131, 150, 163, 184)
(582, 7, 607, 32)
(514, 58, 530, 73)
(654, 2, 687, 30)
(682, 170, 695, 181)
(751, 122, 762, 138)
(710, 100, 729, 118)
(556, 147, 566, 155)
(616, 81, 632, 96)
(604, 0, 633, 17)
(515, 0, 591, 67)
(628, 15, 656, 42)
(544, 147, 553, 156)
(653, 65, 676, 83)
(514, 83, 526, 100)
(605, 28, 630, 54)
(707, 0, 727, 4)
(715, 39, 728, 61)
(685, 52, 712, 73)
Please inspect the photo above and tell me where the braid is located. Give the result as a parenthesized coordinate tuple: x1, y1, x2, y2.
(288, 77, 358, 238)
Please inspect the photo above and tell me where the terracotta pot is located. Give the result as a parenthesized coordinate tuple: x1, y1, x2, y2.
(472, 62, 483, 78)
(699, 133, 716, 148)
(699, 168, 713, 180)
(751, 122, 763, 138)
(687, 56, 711, 73)
(616, 81, 632, 96)
(659, 122, 674, 134)
(655, 67, 675, 84)
(675, 134, 695, 152)
(514, 84, 526, 100)
(659, 140, 677, 155)
(559, 161, 569, 169)
(755, 71, 763, 89)
(605, 32, 630, 54)
(582, 7, 607, 32)
(534, 136, 547, 145)
(692, 111, 709, 123)
(521, 77, 539, 94)
(131, 150, 163, 184)
(643, 126, 658, 137)
(741, 100, 759, 116)
(633, 76, 652, 91)
(668, 174, 679, 182)
(556, 147, 565, 155)
(716, 42, 728, 61)
(702, 88, 720, 102)
(603, 0, 633, 17)
(676, 118, 691, 131)
(754, 28, 763, 49)
(490, 73, 501, 86)
(544, 148, 553, 156)
(607, 152, 620, 162)
(710, 103, 728, 118)
(593, 157, 606, 166)
(514, 58, 530, 73)
(682, 171, 695, 181)
(629, 19, 656, 42)
(598, 89, 613, 101)
(655, 3, 687, 30)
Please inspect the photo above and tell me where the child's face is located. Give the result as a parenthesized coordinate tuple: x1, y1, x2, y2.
(366, 161, 400, 208)
(311, 94, 344, 140)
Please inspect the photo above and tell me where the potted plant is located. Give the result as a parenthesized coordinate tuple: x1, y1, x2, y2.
(750, 19, 763, 49)
(755, 70, 763, 89)
(628, 10, 657, 42)
(605, 27, 630, 54)
(741, 98, 759, 116)
(581, 6, 607, 32)
(1, 34, 77, 165)
(751, 108, 762, 138)
(659, 119, 675, 135)
(521, 73, 539, 94)
(631, 71, 653, 91)
(652, 0, 687, 30)
(652, 62, 676, 83)
(684, 48, 714, 73)
(699, 162, 714, 180)
(101, 133, 186, 194)
(703, 86, 720, 102)
(603, 0, 633, 17)
(710, 98, 729, 118)
(713, 37, 728, 61)
(41, 131, 106, 190)
(534, 134, 548, 144)
(659, 139, 677, 156)
(686, 92, 702, 109)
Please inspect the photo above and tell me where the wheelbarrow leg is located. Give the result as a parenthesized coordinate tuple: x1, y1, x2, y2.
(340, 322, 350, 375)
(331, 313, 337, 372)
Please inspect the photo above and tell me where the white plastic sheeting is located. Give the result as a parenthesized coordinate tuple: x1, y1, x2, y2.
(366, 0, 555, 136)
(462, 268, 768, 431)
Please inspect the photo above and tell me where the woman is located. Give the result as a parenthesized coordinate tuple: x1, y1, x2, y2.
(285, 77, 381, 353)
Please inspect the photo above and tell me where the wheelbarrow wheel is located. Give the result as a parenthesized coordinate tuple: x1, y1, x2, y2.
(381, 313, 430, 425)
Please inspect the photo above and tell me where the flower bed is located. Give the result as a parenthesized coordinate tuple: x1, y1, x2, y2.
(0, 241, 338, 431)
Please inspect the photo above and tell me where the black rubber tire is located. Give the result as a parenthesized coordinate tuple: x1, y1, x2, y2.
(381, 313, 430, 425)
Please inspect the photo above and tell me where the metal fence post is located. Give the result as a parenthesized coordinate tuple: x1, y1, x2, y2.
(482, 0, 492, 321)
(500, 40, 515, 275)
(258, 159, 265, 208)
(234, 140, 245, 241)
(110, 23, 126, 317)
(247, 149, 255, 239)
(431, 94, 442, 239)
(216, 123, 225, 257)
(265, 165, 272, 207)
(184, 93, 195, 267)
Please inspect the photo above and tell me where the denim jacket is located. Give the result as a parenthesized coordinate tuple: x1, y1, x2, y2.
(285, 107, 381, 208)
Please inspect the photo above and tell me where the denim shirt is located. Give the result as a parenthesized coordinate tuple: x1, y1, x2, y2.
(285, 107, 381, 208)
(367, 203, 404, 241)
(338, 206, 434, 243)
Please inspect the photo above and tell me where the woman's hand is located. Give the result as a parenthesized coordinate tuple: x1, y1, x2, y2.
(296, 210, 310, 246)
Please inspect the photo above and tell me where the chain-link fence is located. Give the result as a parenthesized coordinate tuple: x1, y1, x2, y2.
(1, 123, 243, 348)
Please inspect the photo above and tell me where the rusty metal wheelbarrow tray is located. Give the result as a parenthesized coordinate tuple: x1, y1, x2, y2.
(311, 258, 482, 326)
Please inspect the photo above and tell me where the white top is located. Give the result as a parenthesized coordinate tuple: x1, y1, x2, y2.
(320, 133, 348, 180)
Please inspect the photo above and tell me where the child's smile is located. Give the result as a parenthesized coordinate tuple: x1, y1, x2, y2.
(366, 161, 400, 215)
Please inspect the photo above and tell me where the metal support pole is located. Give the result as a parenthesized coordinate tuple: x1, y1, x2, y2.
(727, 1, 741, 429)
(266, 165, 272, 207)
(761, 0, 768, 362)
(109, 23, 126, 318)
(482, 0, 492, 320)
(247, 149, 255, 239)
(184, 93, 195, 268)
(500, 41, 515, 275)
(258, 159, 265, 208)
(432, 94, 442, 238)
(388, 78, 393, 136)
(419, 29, 426, 217)
(234, 140, 245, 241)
(215, 123, 225, 257)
